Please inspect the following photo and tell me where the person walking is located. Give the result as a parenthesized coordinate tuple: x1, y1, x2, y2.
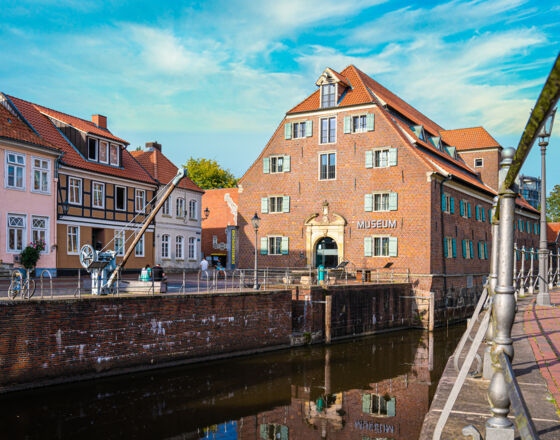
(199, 258, 209, 280)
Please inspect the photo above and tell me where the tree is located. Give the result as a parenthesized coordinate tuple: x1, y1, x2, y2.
(185, 158, 238, 189)
(547, 184, 560, 222)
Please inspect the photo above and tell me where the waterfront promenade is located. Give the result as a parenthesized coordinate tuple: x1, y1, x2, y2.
(420, 291, 560, 439)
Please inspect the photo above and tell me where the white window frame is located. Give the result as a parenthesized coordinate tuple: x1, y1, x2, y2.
(188, 236, 196, 260)
(320, 83, 336, 108)
(292, 121, 306, 139)
(5, 151, 26, 190)
(68, 177, 82, 205)
(176, 198, 185, 218)
(31, 215, 49, 253)
(92, 181, 105, 209)
(161, 234, 170, 259)
(31, 156, 51, 194)
(175, 236, 184, 260)
(373, 192, 390, 212)
(443, 193, 451, 214)
(351, 114, 367, 133)
(115, 185, 126, 211)
(268, 236, 282, 255)
(372, 235, 390, 257)
(373, 148, 389, 168)
(445, 237, 454, 259)
(67, 225, 79, 255)
(87, 137, 98, 161)
(318, 151, 336, 181)
(99, 141, 109, 164)
(268, 196, 284, 213)
(135, 189, 146, 213)
(7, 213, 26, 253)
(135, 233, 144, 257)
(115, 230, 125, 256)
(188, 199, 197, 220)
(474, 158, 483, 168)
(162, 198, 170, 216)
(270, 156, 284, 174)
(109, 143, 119, 166)
(319, 117, 336, 144)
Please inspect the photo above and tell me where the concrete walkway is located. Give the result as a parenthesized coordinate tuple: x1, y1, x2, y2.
(420, 294, 560, 439)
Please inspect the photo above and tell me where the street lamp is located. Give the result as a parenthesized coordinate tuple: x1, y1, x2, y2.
(251, 212, 261, 290)
(203, 207, 210, 220)
(537, 108, 556, 306)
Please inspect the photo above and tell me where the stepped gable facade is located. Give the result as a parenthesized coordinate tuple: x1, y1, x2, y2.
(236, 65, 539, 297)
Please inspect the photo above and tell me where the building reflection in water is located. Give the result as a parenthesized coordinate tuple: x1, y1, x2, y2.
(0, 327, 461, 440)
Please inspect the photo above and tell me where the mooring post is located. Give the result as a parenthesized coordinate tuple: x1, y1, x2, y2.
(325, 295, 332, 344)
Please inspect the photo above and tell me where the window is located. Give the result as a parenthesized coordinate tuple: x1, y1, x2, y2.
(92, 182, 105, 209)
(88, 138, 98, 161)
(292, 121, 306, 138)
(32, 157, 50, 193)
(162, 198, 170, 216)
(441, 193, 454, 214)
(376, 149, 390, 168)
(444, 237, 457, 258)
(109, 144, 119, 166)
(161, 234, 170, 259)
(6, 152, 25, 189)
(269, 196, 283, 213)
(135, 189, 146, 213)
(270, 156, 284, 173)
(375, 193, 389, 211)
(176, 198, 185, 218)
(67, 225, 79, 254)
(362, 394, 396, 417)
(462, 239, 474, 259)
(352, 115, 367, 133)
(115, 186, 126, 211)
(115, 230, 125, 256)
(7, 214, 26, 252)
(319, 153, 336, 180)
(374, 236, 390, 256)
(475, 158, 483, 167)
(99, 141, 109, 164)
(320, 117, 336, 144)
(31, 216, 48, 250)
(268, 236, 282, 255)
(321, 84, 336, 108)
(175, 236, 184, 259)
(365, 148, 397, 168)
(364, 236, 397, 257)
(259, 424, 288, 440)
(188, 237, 196, 260)
(365, 193, 397, 212)
(135, 233, 144, 257)
(68, 177, 82, 205)
(189, 200, 197, 220)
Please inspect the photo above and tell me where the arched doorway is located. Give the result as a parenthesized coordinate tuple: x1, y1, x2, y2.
(315, 237, 338, 268)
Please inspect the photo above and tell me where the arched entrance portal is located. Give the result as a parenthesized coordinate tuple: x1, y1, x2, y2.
(315, 237, 338, 268)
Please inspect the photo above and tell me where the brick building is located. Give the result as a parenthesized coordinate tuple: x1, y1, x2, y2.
(201, 187, 238, 268)
(237, 65, 539, 297)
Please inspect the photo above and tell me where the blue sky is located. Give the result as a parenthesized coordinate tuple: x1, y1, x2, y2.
(2, 0, 559, 190)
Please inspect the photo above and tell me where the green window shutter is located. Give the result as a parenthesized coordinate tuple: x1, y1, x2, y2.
(475, 205, 479, 221)
(364, 193, 373, 212)
(519, 219, 523, 232)
(364, 237, 372, 257)
(389, 237, 398, 257)
(527, 221, 530, 232)
(281, 237, 289, 255)
(284, 122, 292, 140)
(282, 196, 290, 213)
(261, 197, 268, 214)
(488, 208, 492, 222)
(482, 207, 486, 222)
(478, 242, 482, 259)
(362, 393, 371, 413)
(467, 203, 472, 218)
(441, 192, 446, 212)
(259, 424, 268, 439)
(305, 120, 313, 137)
(389, 192, 398, 211)
(450, 197, 455, 214)
(365, 150, 373, 168)
(452, 239, 457, 258)
(462, 240, 466, 258)
(343, 116, 351, 134)
(260, 237, 268, 255)
(460, 200, 464, 216)
(283, 155, 291, 172)
(366, 113, 375, 131)
(389, 147, 398, 166)
(387, 397, 396, 417)
(444, 239, 448, 258)
(280, 425, 288, 440)
(263, 157, 270, 174)
(484, 242, 488, 259)
(470, 240, 474, 259)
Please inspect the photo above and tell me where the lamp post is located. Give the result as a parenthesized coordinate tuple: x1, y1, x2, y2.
(537, 108, 556, 306)
(202, 207, 210, 220)
(251, 212, 260, 290)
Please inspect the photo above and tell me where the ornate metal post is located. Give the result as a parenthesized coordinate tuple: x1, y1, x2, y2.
(484, 197, 499, 380)
(528, 248, 535, 295)
(549, 252, 554, 289)
(513, 243, 518, 295)
(519, 246, 525, 297)
(486, 148, 516, 439)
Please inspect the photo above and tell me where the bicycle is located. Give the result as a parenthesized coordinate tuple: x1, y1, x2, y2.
(8, 270, 36, 299)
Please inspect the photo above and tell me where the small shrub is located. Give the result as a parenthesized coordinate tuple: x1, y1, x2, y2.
(20, 240, 45, 270)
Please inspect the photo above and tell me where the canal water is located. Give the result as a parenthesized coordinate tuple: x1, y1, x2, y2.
(1, 325, 463, 440)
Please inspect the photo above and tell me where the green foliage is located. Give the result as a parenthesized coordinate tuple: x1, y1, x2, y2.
(184, 158, 237, 190)
(547, 184, 560, 222)
(20, 240, 46, 270)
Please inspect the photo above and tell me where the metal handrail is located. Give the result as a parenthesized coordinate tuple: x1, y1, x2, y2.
(39, 269, 53, 299)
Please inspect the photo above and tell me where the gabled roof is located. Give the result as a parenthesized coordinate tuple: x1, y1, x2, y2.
(131, 148, 203, 193)
(316, 67, 350, 88)
(440, 127, 501, 151)
(5, 94, 156, 184)
(547, 222, 560, 243)
(0, 103, 58, 152)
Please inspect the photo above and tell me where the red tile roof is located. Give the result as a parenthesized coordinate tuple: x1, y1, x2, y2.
(547, 222, 560, 243)
(0, 103, 58, 151)
(202, 188, 238, 228)
(5, 94, 156, 184)
(131, 148, 203, 193)
(440, 127, 501, 151)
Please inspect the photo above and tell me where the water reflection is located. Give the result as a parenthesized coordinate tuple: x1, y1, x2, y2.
(0, 326, 462, 439)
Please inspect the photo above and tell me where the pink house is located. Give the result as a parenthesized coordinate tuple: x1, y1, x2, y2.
(0, 99, 59, 275)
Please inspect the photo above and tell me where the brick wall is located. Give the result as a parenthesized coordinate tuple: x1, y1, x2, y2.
(0, 291, 292, 392)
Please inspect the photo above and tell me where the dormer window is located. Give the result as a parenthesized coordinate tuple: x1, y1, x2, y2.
(321, 84, 336, 108)
(109, 143, 119, 166)
(88, 138, 98, 161)
(99, 141, 109, 164)
(411, 125, 426, 141)
(87, 137, 120, 166)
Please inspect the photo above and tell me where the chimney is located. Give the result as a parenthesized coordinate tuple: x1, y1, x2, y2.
(92, 114, 107, 129)
(145, 141, 162, 152)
